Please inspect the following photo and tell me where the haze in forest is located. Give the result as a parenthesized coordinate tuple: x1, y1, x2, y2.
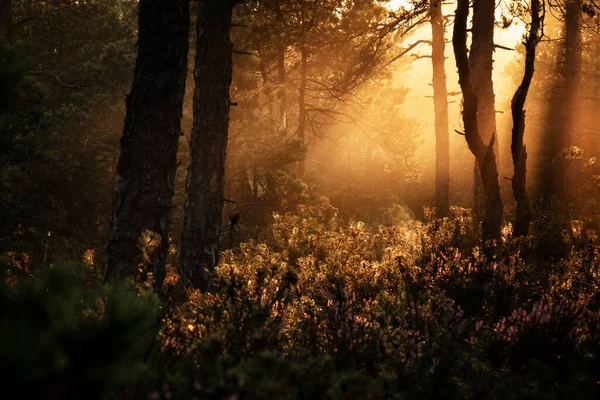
(3, 0, 600, 397)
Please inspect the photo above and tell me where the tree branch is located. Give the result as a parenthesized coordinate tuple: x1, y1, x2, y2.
(233, 50, 254, 56)
(494, 44, 514, 51)
(28, 71, 90, 89)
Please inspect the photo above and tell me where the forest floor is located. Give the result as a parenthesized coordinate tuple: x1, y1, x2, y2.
(4, 198, 600, 399)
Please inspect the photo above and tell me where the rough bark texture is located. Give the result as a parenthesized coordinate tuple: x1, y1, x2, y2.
(510, 0, 541, 237)
(453, 0, 503, 242)
(179, 0, 235, 291)
(106, 0, 190, 290)
(430, 0, 450, 218)
(469, 0, 497, 222)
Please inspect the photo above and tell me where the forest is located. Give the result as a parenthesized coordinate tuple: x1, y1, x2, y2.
(3, 0, 600, 398)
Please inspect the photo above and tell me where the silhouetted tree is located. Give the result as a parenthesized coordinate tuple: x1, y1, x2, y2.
(453, 0, 503, 241)
(560, 0, 582, 197)
(469, 0, 497, 222)
(537, 0, 582, 240)
(510, 0, 542, 237)
(179, 0, 239, 290)
(298, 0, 308, 176)
(106, 0, 190, 289)
(430, 0, 450, 218)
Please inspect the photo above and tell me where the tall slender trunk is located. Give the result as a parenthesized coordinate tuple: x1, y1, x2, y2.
(297, 0, 307, 177)
(259, 56, 276, 130)
(453, 0, 503, 242)
(430, 0, 450, 218)
(560, 0, 582, 199)
(298, 45, 307, 176)
(0, 0, 12, 41)
(538, 0, 581, 229)
(469, 0, 497, 222)
(510, 0, 541, 237)
(276, 7, 288, 137)
(179, 0, 236, 291)
(106, 0, 190, 290)
(277, 42, 288, 136)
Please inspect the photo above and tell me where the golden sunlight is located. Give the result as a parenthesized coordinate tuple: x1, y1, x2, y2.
(7, 0, 600, 397)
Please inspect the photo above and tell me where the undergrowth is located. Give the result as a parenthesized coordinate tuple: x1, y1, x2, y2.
(4, 197, 600, 399)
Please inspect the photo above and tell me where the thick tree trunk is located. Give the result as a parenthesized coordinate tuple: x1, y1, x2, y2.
(179, 0, 236, 291)
(510, 0, 541, 237)
(106, 0, 190, 290)
(453, 0, 503, 242)
(430, 0, 450, 218)
(469, 0, 497, 223)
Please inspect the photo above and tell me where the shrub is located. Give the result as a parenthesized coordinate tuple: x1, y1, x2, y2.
(0, 261, 159, 399)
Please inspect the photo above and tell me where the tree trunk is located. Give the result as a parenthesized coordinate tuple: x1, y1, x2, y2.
(297, 0, 307, 177)
(106, 0, 190, 290)
(510, 0, 541, 237)
(298, 45, 307, 176)
(538, 0, 581, 227)
(276, 8, 288, 137)
(453, 0, 503, 242)
(259, 55, 276, 131)
(469, 0, 497, 223)
(430, 0, 450, 218)
(277, 44, 288, 136)
(560, 0, 582, 199)
(179, 0, 236, 291)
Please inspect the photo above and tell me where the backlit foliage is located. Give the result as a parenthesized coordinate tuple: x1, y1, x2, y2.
(141, 199, 600, 399)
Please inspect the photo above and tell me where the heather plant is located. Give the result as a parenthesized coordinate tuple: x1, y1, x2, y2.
(5, 199, 600, 399)
(142, 199, 600, 399)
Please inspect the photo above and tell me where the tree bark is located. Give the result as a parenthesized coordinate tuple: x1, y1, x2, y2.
(510, 0, 541, 237)
(430, 0, 450, 218)
(453, 0, 503, 242)
(469, 0, 497, 223)
(106, 0, 190, 290)
(179, 0, 236, 291)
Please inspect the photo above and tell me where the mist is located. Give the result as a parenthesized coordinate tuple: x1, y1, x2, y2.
(3, 0, 600, 398)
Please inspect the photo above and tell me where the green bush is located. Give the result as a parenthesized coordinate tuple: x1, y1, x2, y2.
(0, 262, 159, 399)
